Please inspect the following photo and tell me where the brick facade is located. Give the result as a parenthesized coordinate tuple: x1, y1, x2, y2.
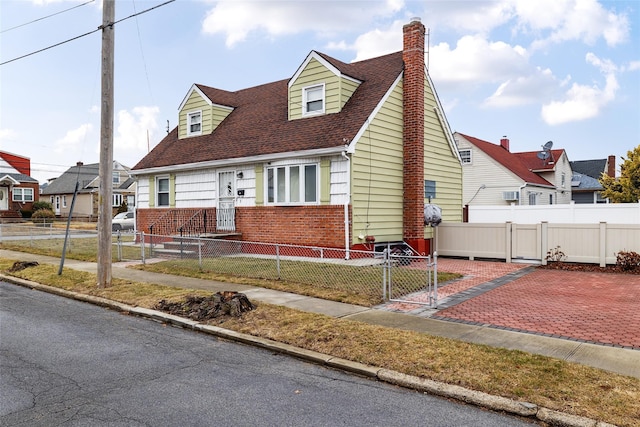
(237, 205, 347, 247)
(136, 205, 348, 249)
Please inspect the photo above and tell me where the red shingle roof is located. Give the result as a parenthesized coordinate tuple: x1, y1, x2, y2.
(457, 133, 553, 186)
(133, 51, 404, 170)
(515, 149, 566, 172)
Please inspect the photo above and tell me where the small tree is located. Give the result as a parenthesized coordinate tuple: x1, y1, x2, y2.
(599, 145, 640, 203)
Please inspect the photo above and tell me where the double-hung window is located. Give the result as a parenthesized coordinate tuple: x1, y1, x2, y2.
(187, 111, 202, 136)
(112, 194, 123, 207)
(303, 84, 324, 115)
(12, 187, 34, 202)
(267, 164, 318, 204)
(157, 177, 170, 207)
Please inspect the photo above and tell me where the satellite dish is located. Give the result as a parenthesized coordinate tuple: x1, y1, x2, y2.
(537, 151, 550, 160)
(543, 141, 553, 150)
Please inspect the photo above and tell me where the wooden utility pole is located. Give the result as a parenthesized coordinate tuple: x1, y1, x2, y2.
(97, 0, 115, 288)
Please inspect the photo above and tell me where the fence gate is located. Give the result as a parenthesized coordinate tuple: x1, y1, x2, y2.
(384, 251, 439, 308)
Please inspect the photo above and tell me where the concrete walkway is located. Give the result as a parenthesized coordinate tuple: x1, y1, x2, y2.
(1, 249, 638, 379)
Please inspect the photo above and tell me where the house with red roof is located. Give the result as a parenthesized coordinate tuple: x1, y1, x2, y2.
(131, 18, 463, 255)
(454, 132, 572, 206)
(0, 150, 39, 219)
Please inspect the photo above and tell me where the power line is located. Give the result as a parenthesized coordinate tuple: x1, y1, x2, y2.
(0, 0, 175, 67)
(0, 0, 96, 34)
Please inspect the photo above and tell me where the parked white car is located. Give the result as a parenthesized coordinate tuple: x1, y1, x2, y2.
(111, 211, 134, 231)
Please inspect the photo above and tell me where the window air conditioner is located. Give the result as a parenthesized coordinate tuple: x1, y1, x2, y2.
(502, 191, 519, 201)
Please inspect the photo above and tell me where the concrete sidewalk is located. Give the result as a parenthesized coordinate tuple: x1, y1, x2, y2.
(1, 249, 638, 379)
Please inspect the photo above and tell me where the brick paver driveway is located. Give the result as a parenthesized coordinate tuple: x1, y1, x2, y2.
(434, 267, 640, 350)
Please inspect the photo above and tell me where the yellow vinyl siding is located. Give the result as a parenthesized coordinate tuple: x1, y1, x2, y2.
(289, 58, 360, 119)
(179, 91, 232, 138)
(340, 77, 359, 109)
(351, 81, 404, 244)
(211, 105, 232, 132)
(179, 91, 211, 138)
(424, 79, 463, 237)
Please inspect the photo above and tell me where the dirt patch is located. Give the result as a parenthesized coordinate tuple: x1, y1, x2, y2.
(155, 291, 256, 322)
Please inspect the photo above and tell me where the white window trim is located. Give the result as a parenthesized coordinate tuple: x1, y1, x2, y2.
(186, 110, 202, 136)
(459, 149, 472, 164)
(156, 176, 170, 207)
(112, 171, 120, 184)
(302, 84, 325, 116)
(112, 193, 123, 208)
(12, 187, 34, 202)
(265, 163, 319, 205)
(62, 195, 67, 208)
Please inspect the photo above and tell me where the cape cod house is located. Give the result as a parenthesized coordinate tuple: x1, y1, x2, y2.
(0, 150, 39, 220)
(41, 161, 135, 219)
(454, 132, 572, 207)
(131, 18, 462, 255)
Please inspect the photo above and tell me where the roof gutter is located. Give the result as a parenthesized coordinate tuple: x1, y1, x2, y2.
(129, 146, 347, 176)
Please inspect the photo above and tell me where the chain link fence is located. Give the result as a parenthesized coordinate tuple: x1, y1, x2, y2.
(0, 224, 438, 307)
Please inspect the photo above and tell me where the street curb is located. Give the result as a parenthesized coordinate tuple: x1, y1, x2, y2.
(1, 274, 617, 427)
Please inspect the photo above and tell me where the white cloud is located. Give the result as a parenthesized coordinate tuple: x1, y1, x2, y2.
(483, 67, 557, 107)
(424, 1, 514, 34)
(541, 53, 619, 125)
(429, 35, 528, 86)
(201, 0, 404, 48)
(625, 61, 640, 72)
(114, 106, 160, 155)
(516, 0, 630, 49)
(54, 124, 93, 153)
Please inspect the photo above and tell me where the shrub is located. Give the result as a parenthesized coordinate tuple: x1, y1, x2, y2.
(32, 201, 53, 212)
(31, 209, 56, 224)
(545, 246, 567, 263)
(615, 251, 640, 272)
(20, 209, 32, 219)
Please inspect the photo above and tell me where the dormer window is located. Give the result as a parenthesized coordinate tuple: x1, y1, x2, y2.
(187, 111, 202, 136)
(303, 84, 324, 116)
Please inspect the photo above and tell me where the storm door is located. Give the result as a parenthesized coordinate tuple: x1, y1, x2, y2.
(217, 171, 236, 231)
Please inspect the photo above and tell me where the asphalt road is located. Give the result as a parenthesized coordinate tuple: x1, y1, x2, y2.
(0, 281, 537, 427)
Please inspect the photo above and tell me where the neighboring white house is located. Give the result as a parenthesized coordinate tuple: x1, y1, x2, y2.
(455, 132, 573, 206)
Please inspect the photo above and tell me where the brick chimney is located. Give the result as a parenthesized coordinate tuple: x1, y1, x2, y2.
(402, 17, 426, 254)
(607, 155, 615, 177)
(500, 136, 510, 151)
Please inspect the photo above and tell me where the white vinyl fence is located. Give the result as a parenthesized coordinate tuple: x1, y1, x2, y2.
(436, 222, 640, 266)
(468, 202, 640, 224)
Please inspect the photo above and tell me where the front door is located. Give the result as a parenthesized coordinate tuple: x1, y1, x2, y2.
(55, 196, 61, 215)
(217, 171, 236, 231)
(0, 187, 8, 211)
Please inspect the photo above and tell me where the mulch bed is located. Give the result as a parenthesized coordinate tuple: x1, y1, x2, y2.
(539, 262, 640, 274)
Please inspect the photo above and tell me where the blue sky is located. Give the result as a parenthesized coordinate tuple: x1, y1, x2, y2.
(1, 0, 638, 184)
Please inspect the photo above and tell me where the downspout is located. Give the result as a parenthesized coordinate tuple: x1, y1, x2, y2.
(342, 150, 351, 260)
(518, 183, 527, 205)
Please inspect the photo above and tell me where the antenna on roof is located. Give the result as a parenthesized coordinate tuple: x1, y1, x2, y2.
(537, 141, 553, 165)
(166, 120, 170, 134)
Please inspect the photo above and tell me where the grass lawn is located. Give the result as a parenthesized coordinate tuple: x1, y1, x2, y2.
(2, 258, 638, 427)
